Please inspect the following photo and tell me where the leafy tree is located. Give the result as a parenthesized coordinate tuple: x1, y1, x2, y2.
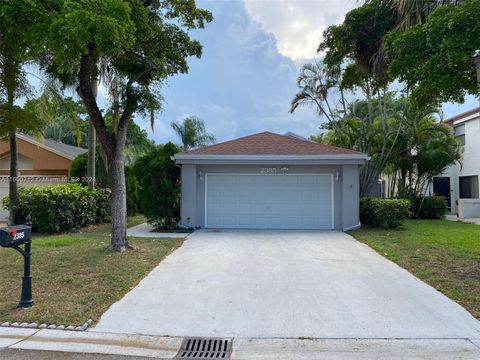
(24, 95, 88, 147)
(171, 116, 216, 150)
(70, 149, 108, 188)
(107, 117, 155, 166)
(319, 0, 396, 85)
(0, 0, 49, 225)
(133, 143, 180, 230)
(384, 0, 480, 105)
(371, 0, 458, 31)
(43, 0, 212, 250)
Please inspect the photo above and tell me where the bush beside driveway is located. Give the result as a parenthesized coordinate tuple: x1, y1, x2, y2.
(351, 219, 480, 319)
(0, 216, 181, 325)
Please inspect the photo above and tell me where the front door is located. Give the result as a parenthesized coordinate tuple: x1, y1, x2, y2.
(433, 177, 451, 211)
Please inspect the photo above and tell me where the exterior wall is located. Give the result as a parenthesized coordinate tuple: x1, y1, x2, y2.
(341, 165, 360, 230)
(180, 164, 197, 228)
(180, 163, 362, 231)
(0, 137, 73, 175)
(0, 154, 33, 170)
(431, 115, 480, 215)
(0, 137, 75, 221)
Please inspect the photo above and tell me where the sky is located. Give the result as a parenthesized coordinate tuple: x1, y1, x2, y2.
(30, 0, 479, 145)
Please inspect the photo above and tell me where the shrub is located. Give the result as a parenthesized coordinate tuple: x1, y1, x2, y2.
(70, 149, 109, 188)
(125, 166, 140, 216)
(133, 143, 180, 230)
(360, 196, 411, 228)
(2, 183, 110, 233)
(412, 195, 448, 219)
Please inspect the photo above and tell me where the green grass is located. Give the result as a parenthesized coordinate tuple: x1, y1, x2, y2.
(351, 219, 480, 319)
(0, 216, 181, 326)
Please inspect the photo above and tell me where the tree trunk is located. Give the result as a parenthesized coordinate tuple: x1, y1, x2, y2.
(108, 140, 130, 251)
(87, 122, 96, 191)
(87, 79, 97, 191)
(8, 130, 19, 225)
(76, 44, 134, 251)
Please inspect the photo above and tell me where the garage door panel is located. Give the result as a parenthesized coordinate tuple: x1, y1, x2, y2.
(206, 174, 333, 229)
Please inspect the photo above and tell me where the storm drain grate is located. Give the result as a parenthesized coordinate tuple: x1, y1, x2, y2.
(175, 337, 232, 359)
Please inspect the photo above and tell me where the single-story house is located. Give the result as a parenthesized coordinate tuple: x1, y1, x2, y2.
(0, 133, 87, 220)
(174, 131, 369, 231)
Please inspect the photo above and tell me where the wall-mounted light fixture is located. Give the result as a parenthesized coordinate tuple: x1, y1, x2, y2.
(198, 171, 203, 181)
(335, 172, 340, 181)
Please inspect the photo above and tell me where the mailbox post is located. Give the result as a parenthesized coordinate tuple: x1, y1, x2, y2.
(0, 223, 33, 308)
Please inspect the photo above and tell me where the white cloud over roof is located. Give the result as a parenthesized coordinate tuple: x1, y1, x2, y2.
(244, 0, 355, 60)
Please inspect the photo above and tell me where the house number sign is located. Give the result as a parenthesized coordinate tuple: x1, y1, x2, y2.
(260, 167, 289, 174)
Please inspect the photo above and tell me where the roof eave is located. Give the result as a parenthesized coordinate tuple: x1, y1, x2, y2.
(16, 133, 81, 161)
(175, 154, 370, 165)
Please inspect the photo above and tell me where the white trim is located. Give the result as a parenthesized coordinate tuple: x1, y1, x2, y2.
(330, 173, 334, 229)
(452, 111, 480, 126)
(175, 154, 369, 161)
(204, 173, 334, 230)
(204, 173, 208, 229)
(16, 133, 79, 161)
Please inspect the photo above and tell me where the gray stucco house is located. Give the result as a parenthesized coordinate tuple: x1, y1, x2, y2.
(174, 131, 369, 231)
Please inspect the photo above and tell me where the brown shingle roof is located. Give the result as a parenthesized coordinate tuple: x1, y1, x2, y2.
(180, 131, 363, 156)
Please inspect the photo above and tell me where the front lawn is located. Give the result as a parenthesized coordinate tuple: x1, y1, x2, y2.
(0, 216, 181, 326)
(351, 219, 480, 319)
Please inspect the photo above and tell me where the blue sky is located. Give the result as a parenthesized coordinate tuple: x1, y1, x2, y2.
(144, 0, 478, 145)
(29, 0, 479, 145)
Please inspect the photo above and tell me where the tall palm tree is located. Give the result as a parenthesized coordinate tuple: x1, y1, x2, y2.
(171, 116, 216, 150)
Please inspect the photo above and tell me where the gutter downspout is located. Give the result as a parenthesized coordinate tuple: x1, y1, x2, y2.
(343, 222, 361, 232)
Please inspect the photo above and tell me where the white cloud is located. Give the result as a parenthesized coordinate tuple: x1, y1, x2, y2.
(244, 0, 355, 60)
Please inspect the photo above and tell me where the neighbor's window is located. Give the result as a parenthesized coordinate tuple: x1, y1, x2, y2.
(459, 175, 479, 199)
(455, 124, 465, 145)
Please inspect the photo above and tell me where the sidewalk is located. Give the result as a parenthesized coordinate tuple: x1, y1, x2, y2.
(1, 327, 479, 359)
(445, 214, 480, 225)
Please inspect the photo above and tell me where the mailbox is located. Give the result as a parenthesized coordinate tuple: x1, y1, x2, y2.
(0, 225, 32, 247)
(0, 223, 33, 308)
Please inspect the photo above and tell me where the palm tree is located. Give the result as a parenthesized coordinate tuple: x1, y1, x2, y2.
(373, 0, 459, 30)
(171, 116, 216, 150)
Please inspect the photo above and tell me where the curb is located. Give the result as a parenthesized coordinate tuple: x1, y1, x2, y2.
(1, 319, 93, 332)
(1, 328, 480, 359)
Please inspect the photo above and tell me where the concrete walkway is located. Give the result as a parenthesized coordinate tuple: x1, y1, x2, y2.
(445, 214, 480, 225)
(127, 223, 190, 238)
(92, 230, 480, 340)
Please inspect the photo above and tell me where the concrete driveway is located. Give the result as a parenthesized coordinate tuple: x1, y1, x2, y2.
(92, 230, 480, 339)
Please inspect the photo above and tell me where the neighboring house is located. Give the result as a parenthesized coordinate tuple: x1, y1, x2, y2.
(174, 131, 369, 231)
(0, 133, 87, 220)
(430, 108, 480, 217)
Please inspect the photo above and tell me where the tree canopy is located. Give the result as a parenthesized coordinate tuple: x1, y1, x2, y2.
(42, 0, 213, 250)
(384, 0, 480, 105)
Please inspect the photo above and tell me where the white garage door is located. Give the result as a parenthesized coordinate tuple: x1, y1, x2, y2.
(206, 174, 333, 229)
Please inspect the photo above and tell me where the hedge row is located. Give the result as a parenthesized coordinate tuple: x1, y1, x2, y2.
(360, 197, 411, 228)
(360, 195, 448, 228)
(412, 195, 448, 219)
(2, 183, 110, 233)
